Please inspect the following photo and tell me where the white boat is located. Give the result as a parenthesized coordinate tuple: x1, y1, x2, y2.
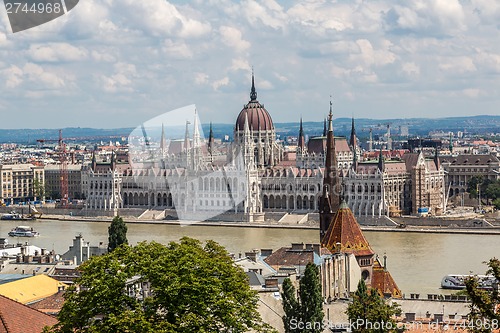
(1, 212, 24, 220)
(8, 226, 40, 237)
(441, 274, 496, 290)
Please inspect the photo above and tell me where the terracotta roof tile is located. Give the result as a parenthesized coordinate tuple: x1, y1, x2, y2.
(371, 259, 402, 298)
(28, 291, 65, 315)
(264, 246, 315, 268)
(321, 202, 374, 257)
(0, 294, 57, 333)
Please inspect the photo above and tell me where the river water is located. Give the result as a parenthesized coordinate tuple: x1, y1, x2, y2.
(1, 219, 498, 295)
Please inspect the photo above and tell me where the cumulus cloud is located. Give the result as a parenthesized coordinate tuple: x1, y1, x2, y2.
(118, 0, 211, 38)
(383, 0, 465, 36)
(100, 62, 137, 93)
(212, 77, 230, 91)
(28, 43, 88, 62)
(162, 39, 193, 59)
(242, 0, 286, 30)
(1, 0, 500, 127)
(194, 72, 209, 85)
(219, 26, 250, 52)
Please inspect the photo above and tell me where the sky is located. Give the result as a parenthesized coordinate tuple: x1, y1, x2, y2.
(0, 0, 500, 129)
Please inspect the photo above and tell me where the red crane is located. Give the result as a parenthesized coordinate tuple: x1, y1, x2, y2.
(37, 129, 69, 208)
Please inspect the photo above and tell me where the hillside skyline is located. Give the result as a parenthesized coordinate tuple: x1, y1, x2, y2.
(1, 114, 498, 144)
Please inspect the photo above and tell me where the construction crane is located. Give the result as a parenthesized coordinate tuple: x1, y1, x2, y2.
(37, 130, 69, 208)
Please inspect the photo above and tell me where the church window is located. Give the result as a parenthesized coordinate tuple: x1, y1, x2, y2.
(361, 270, 370, 280)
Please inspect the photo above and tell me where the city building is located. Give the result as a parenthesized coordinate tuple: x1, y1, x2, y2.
(441, 154, 500, 197)
(80, 76, 445, 220)
(81, 153, 123, 213)
(61, 234, 107, 265)
(44, 164, 83, 200)
(0, 163, 45, 204)
(343, 150, 446, 216)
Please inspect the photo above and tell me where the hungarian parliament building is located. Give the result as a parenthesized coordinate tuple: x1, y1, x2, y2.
(82, 76, 446, 221)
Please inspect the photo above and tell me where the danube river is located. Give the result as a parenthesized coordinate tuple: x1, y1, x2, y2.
(1, 219, 498, 295)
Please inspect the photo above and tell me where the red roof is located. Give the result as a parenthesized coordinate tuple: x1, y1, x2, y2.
(235, 101, 274, 132)
(307, 136, 351, 154)
(0, 294, 58, 333)
(321, 202, 374, 257)
(371, 259, 402, 298)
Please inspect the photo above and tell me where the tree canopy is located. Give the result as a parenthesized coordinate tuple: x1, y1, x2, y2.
(107, 215, 128, 252)
(281, 263, 324, 333)
(464, 258, 500, 333)
(48, 237, 273, 333)
(346, 279, 401, 333)
(467, 176, 500, 208)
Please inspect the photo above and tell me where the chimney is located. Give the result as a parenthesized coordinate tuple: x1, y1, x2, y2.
(264, 278, 279, 289)
(260, 249, 273, 257)
(405, 313, 416, 322)
(434, 314, 444, 322)
(312, 244, 321, 256)
(245, 251, 258, 262)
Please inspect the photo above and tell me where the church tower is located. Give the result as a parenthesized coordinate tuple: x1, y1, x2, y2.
(349, 117, 357, 148)
(319, 99, 341, 241)
(297, 117, 306, 153)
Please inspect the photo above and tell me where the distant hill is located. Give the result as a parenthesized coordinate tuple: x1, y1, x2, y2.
(0, 115, 498, 144)
(0, 128, 133, 145)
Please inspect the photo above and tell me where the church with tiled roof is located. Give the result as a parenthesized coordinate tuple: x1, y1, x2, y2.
(318, 109, 401, 299)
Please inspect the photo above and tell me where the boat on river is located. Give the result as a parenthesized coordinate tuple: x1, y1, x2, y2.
(1, 205, 42, 221)
(8, 226, 40, 237)
(441, 274, 497, 290)
(1, 212, 25, 220)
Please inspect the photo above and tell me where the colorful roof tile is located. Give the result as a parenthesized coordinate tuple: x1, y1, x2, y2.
(0, 294, 57, 333)
(0, 275, 66, 304)
(371, 258, 402, 298)
(321, 202, 375, 257)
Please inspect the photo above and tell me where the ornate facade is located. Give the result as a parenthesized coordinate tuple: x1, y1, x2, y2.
(81, 75, 444, 221)
(343, 149, 446, 217)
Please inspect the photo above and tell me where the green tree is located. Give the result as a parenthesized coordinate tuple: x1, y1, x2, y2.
(281, 263, 324, 333)
(493, 198, 500, 210)
(464, 258, 500, 333)
(299, 263, 324, 333)
(107, 215, 128, 252)
(346, 279, 401, 333)
(468, 176, 484, 199)
(485, 182, 500, 203)
(47, 238, 274, 333)
(281, 278, 299, 333)
(33, 178, 45, 201)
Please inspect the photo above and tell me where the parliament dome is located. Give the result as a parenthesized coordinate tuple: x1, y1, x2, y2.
(235, 76, 274, 132)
